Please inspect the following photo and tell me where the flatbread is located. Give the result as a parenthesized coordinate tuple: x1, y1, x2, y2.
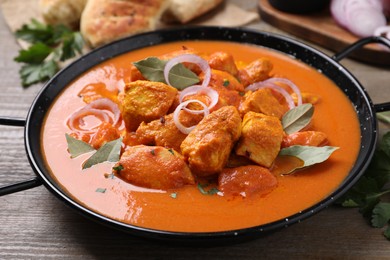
(80, 0, 169, 47)
(39, 0, 88, 29)
(163, 0, 224, 24)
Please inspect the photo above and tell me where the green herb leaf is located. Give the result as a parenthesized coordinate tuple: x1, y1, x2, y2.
(112, 164, 124, 173)
(19, 60, 58, 87)
(170, 193, 177, 199)
(278, 145, 339, 175)
(83, 137, 123, 169)
(15, 19, 55, 44)
(133, 57, 167, 83)
(336, 131, 390, 240)
(65, 134, 95, 158)
(59, 31, 84, 61)
(14, 19, 84, 87)
(168, 63, 199, 90)
(95, 188, 107, 193)
(14, 42, 53, 64)
(282, 104, 314, 134)
(133, 57, 200, 90)
(197, 183, 219, 195)
(372, 202, 390, 228)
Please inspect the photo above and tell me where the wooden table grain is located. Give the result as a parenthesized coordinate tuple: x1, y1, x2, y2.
(1, 2, 390, 259)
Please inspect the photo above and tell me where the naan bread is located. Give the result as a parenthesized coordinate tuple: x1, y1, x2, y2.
(163, 0, 224, 24)
(80, 0, 169, 48)
(39, 0, 88, 28)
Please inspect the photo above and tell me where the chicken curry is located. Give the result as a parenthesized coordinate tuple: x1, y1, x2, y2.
(41, 40, 361, 232)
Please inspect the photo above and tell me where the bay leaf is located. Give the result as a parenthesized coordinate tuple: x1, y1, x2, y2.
(65, 133, 95, 158)
(282, 103, 314, 134)
(82, 137, 123, 169)
(278, 145, 339, 175)
(133, 57, 199, 90)
(168, 63, 199, 90)
(133, 57, 167, 83)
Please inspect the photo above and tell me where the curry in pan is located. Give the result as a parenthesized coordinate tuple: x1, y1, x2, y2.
(41, 40, 361, 232)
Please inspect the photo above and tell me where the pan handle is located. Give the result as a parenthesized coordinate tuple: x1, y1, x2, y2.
(0, 116, 43, 196)
(332, 36, 390, 61)
(332, 36, 390, 113)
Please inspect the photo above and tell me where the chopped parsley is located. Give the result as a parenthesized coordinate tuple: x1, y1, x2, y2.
(197, 183, 219, 195)
(95, 188, 107, 193)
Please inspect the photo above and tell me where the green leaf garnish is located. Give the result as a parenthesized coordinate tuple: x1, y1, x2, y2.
(170, 193, 178, 199)
(197, 183, 219, 195)
(19, 60, 58, 87)
(14, 42, 53, 64)
(278, 145, 339, 175)
(83, 137, 123, 169)
(95, 188, 107, 193)
(372, 202, 390, 228)
(282, 104, 314, 134)
(133, 57, 167, 83)
(167, 63, 199, 90)
(112, 164, 124, 173)
(133, 57, 199, 90)
(65, 134, 95, 158)
(336, 131, 390, 240)
(14, 19, 84, 87)
(223, 79, 230, 87)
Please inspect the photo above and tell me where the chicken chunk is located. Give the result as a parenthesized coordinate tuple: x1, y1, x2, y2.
(136, 112, 202, 152)
(282, 131, 328, 148)
(218, 165, 277, 197)
(180, 106, 242, 176)
(237, 58, 273, 87)
(208, 51, 239, 76)
(115, 145, 194, 190)
(235, 112, 284, 168)
(118, 80, 178, 131)
(239, 88, 288, 119)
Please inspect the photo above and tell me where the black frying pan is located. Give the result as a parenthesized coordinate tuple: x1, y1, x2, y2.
(1, 27, 390, 244)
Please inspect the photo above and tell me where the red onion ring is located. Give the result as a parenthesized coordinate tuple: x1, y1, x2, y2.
(164, 54, 211, 89)
(259, 78, 302, 106)
(245, 82, 296, 110)
(173, 99, 209, 134)
(179, 85, 219, 111)
(68, 108, 111, 133)
(84, 98, 121, 126)
(67, 98, 121, 132)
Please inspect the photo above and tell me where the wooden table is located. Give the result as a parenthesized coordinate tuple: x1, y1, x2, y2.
(1, 1, 390, 259)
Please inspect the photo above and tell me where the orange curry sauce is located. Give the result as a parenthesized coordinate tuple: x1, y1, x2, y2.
(41, 41, 361, 232)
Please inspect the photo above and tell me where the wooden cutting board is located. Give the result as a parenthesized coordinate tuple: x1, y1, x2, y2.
(258, 0, 390, 66)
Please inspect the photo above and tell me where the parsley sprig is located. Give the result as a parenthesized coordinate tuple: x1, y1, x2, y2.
(336, 131, 390, 240)
(14, 19, 84, 87)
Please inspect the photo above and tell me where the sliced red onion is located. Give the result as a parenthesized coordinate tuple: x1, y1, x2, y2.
(260, 78, 302, 106)
(173, 99, 209, 134)
(179, 85, 219, 111)
(331, 0, 387, 37)
(67, 98, 121, 132)
(164, 54, 211, 89)
(68, 108, 111, 133)
(245, 82, 296, 110)
(84, 98, 121, 126)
